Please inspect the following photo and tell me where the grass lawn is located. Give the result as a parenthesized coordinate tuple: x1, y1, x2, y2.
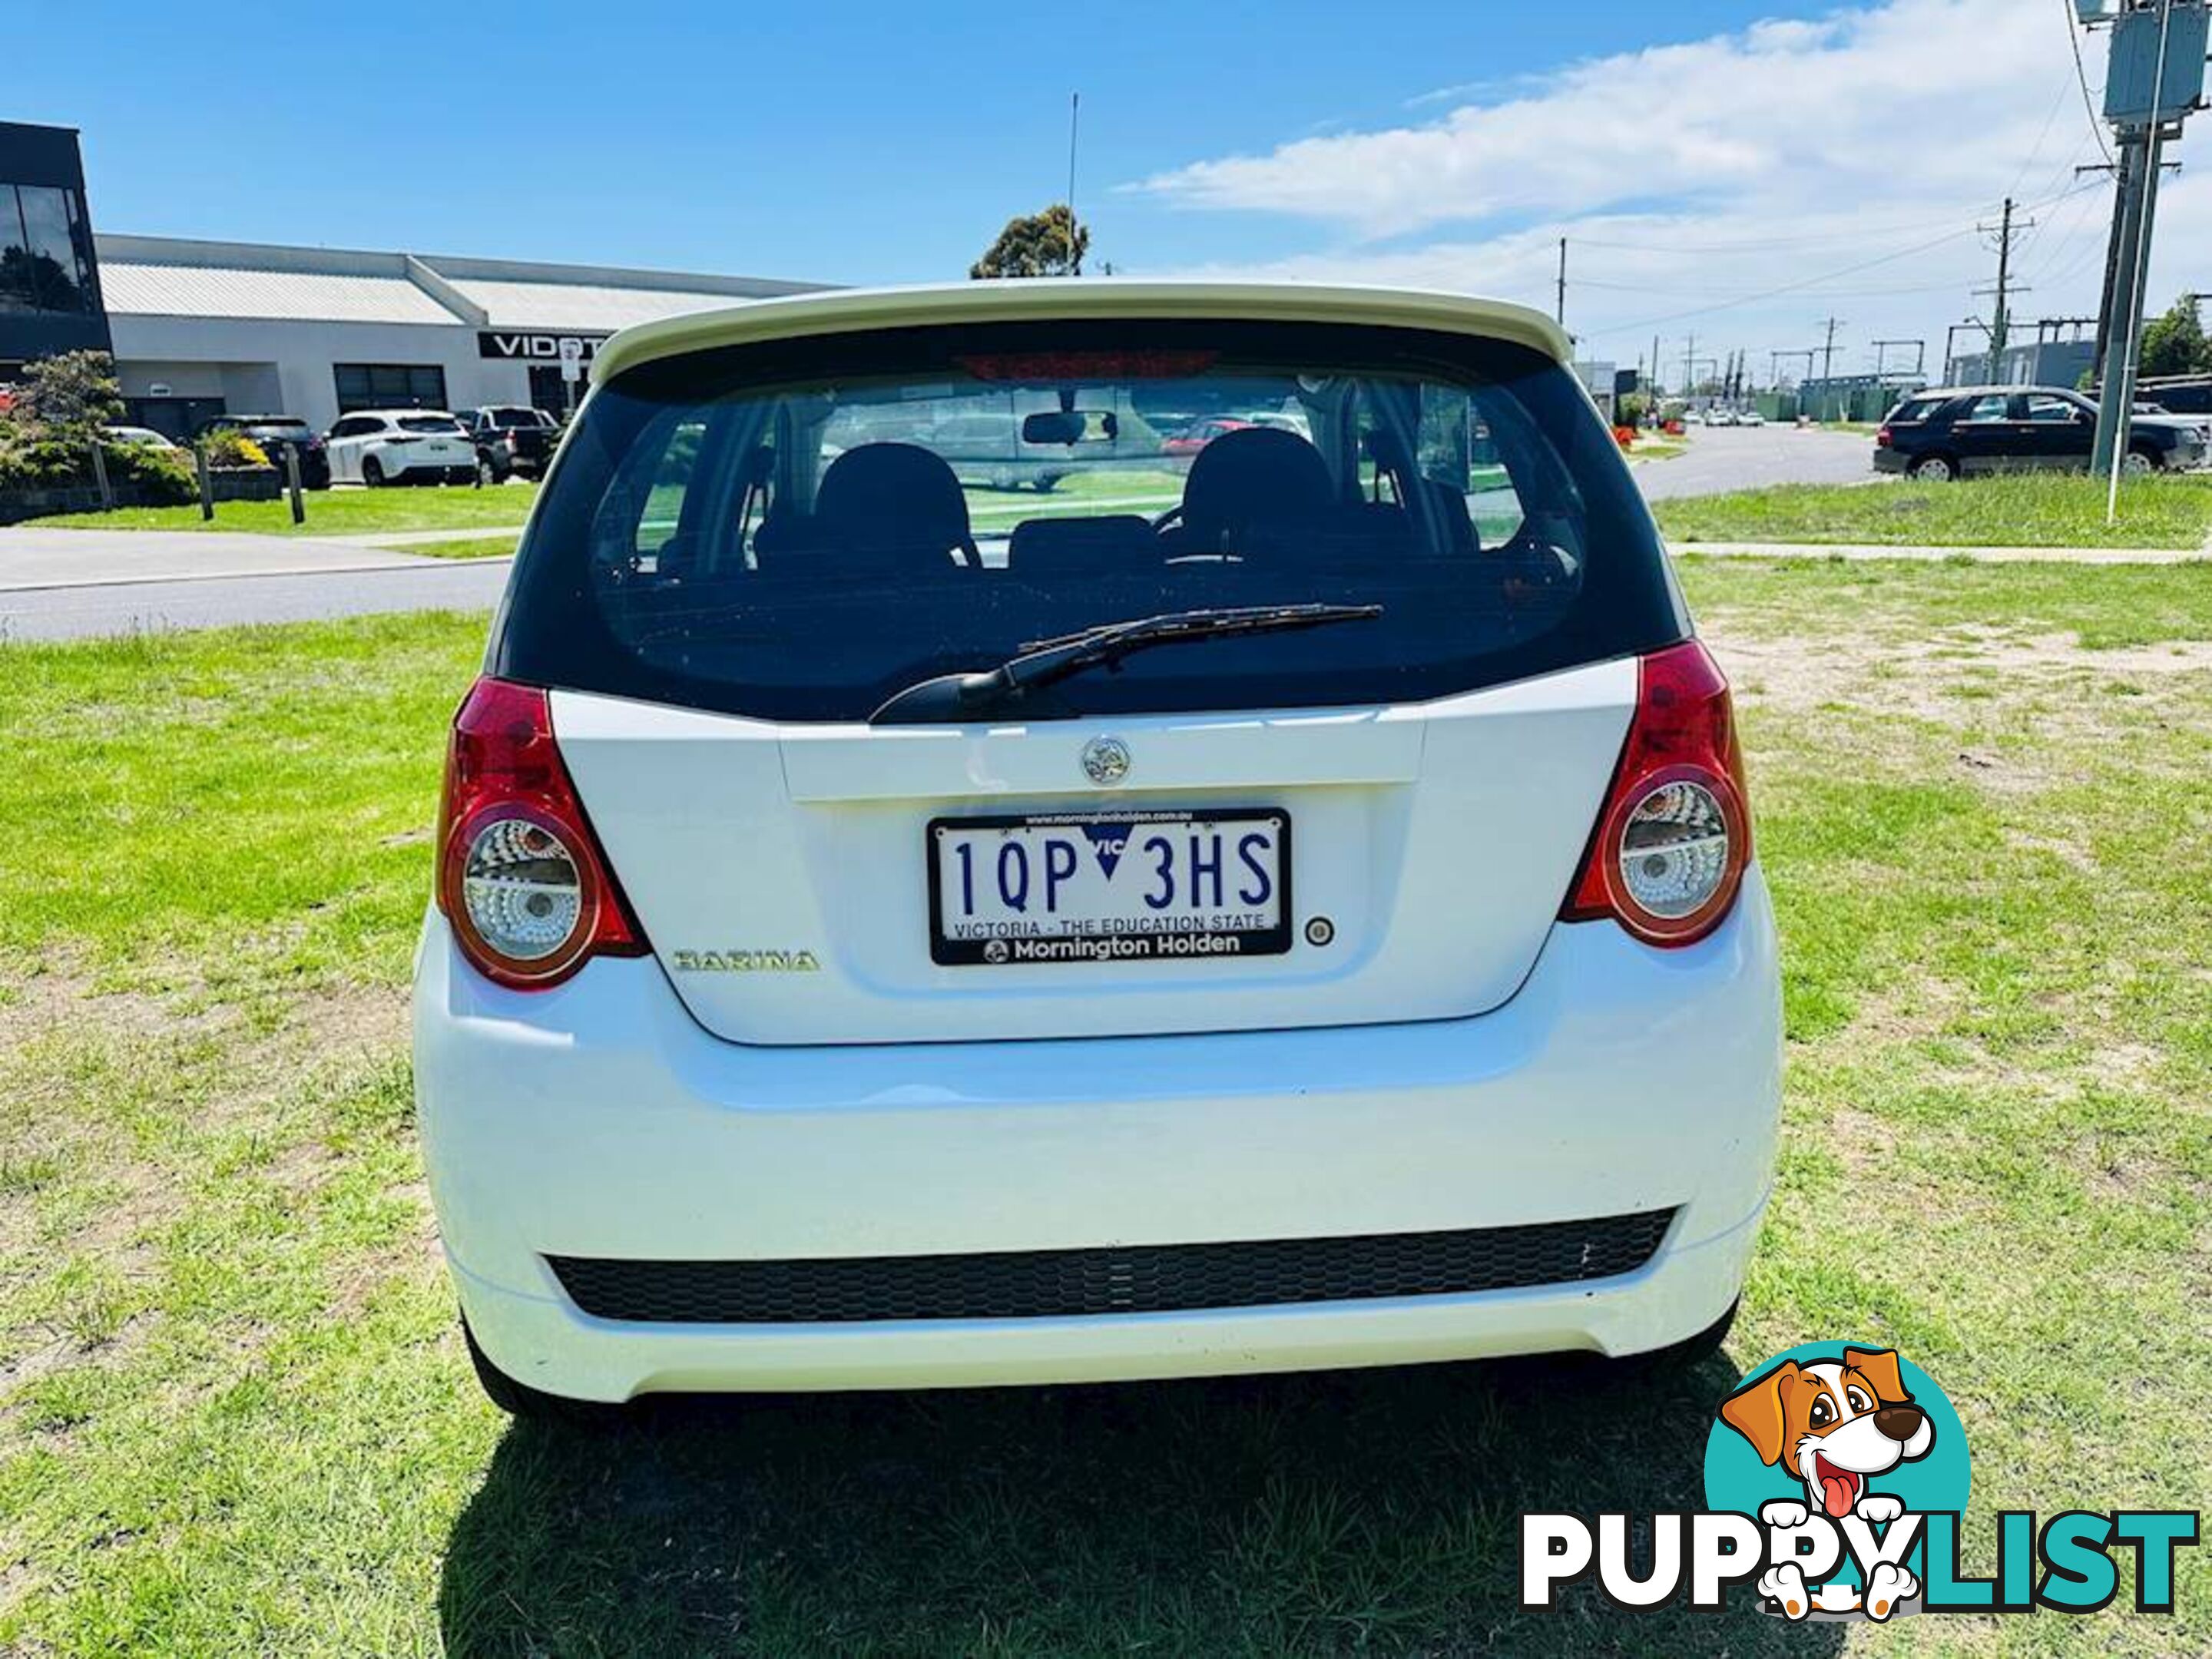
(400, 536, 522, 561)
(27, 483, 538, 538)
(2, 565, 2209, 1654)
(1654, 472, 2212, 550)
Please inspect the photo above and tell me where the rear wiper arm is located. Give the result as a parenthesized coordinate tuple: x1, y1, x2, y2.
(869, 603, 1384, 724)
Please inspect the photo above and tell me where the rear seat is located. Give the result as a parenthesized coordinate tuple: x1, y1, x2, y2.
(1006, 515, 1156, 577)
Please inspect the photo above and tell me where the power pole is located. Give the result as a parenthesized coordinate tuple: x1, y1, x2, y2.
(1975, 197, 2035, 368)
(1066, 91, 1083, 273)
(1651, 334, 1662, 396)
(1817, 317, 1843, 420)
(2088, 0, 2205, 491)
(2089, 144, 2141, 392)
(1681, 332, 1697, 401)
(1555, 238, 1568, 328)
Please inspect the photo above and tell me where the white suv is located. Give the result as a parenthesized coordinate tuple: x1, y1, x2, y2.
(412, 280, 1782, 1417)
(325, 409, 476, 486)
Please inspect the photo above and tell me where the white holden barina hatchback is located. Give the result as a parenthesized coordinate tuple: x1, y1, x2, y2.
(413, 281, 1781, 1417)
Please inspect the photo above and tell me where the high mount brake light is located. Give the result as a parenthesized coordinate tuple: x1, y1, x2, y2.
(1562, 641, 1750, 947)
(953, 349, 1220, 382)
(435, 677, 647, 988)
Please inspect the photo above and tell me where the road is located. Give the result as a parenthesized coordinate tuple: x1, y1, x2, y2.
(2, 427, 1876, 643)
(0, 560, 513, 643)
(1633, 423, 1873, 500)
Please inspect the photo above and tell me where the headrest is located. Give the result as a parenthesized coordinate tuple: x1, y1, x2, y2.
(1182, 426, 1333, 540)
(814, 442, 972, 558)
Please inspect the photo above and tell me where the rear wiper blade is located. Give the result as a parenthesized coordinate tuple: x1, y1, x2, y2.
(869, 603, 1384, 724)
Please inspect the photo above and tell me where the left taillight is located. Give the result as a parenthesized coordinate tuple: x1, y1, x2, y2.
(435, 677, 648, 989)
(1561, 641, 1751, 947)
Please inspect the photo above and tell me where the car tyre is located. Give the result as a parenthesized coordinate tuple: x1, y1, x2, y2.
(362, 455, 386, 488)
(1907, 453, 1957, 482)
(2122, 447, 2158, 477)
(464, 1319, 627, 1429)
(1035, 472, 1064, 494)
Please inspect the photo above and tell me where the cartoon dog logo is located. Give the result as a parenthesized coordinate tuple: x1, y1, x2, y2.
(1719, 1346, 1936, 1621)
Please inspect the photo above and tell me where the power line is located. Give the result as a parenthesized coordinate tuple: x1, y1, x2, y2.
(1571, 275, 2007, 301)
(1598, 225, 1980, 335)
(1568, 180, 2092, 259)
(2008, 69, 2081, 202)
(1570, 213, 1996, 256)
(2062, 0, 2118, 167)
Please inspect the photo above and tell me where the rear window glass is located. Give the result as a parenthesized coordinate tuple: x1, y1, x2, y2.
(496, 319, 1684, 722)
(487, 408, 542, 426)
(1889, 397, 1949, 423)
(399, 416, 463, 434)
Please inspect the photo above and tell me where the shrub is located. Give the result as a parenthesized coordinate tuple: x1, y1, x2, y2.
(102, 440, 197, 503)
(197, 427, 272, 469)
(0, 349, 195, 506)
(9, 349, 123, 437)
(0, 430, 197, 504)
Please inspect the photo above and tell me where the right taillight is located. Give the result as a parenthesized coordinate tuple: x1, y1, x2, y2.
(1875, 425, 1893, 448)
(1561, 641, 1750, 947)
(435, 677, 648, 988)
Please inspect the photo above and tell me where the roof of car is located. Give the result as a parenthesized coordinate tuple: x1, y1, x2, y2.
(588, 280, 1574, 386)
(1909, 385, 2083, 399)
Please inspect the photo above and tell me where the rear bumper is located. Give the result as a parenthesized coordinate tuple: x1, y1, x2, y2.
(1872, 447, 1908, 474)
(414, 871, 1783, 1399)
(381, 448, 473, 477)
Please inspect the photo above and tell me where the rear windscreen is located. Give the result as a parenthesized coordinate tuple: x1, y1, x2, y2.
(495, 319, 1685, 722)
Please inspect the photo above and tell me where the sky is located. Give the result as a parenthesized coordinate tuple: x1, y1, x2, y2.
(14, 0, 2205, 384)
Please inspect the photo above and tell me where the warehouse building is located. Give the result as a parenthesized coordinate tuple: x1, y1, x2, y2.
(98, 235, 826, 439)
(2, 118, 826, 440)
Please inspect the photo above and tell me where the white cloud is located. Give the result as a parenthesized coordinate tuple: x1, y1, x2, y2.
(1120, 0, 2212, 368)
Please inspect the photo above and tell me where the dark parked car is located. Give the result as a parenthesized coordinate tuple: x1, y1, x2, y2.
(458, 406, 561, 484)
(1873, 386, 2208, 481)
(189, 415, 331, 488)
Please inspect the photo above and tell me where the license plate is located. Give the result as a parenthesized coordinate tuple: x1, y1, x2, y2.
(929, 810, 1291, 966)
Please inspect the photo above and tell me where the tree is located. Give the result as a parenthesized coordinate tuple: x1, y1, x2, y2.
(971, 204, 1088, 279)
(2139, 294, 2212, 379)
(12, 349, 124, 438)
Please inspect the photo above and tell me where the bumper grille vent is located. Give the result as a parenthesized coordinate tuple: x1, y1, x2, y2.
(546, 1209, 1676, 1325)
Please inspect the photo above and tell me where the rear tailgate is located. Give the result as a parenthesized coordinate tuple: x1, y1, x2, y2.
(552, 657, 1633, 1045)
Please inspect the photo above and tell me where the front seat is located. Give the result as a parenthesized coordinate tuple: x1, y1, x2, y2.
(1167, 426, 1335, 555)
(811, 442, 979, 573)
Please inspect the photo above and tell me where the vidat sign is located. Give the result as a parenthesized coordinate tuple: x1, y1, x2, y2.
(475, 330, 610, 366)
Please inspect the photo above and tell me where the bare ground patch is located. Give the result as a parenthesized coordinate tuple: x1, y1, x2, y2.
(1704, 618, 2212, 723)
(0, 959, 410, 1430)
